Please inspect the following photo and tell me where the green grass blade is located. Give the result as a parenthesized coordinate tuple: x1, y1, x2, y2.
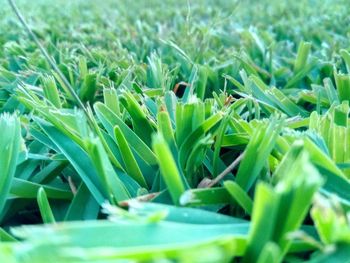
(114, 125, 148, 188)
(37, 187, 56, 224)
(224, 181, 253, 215)
(94, 102, 157, 165)
(152, 133, 186, 205)
(0, 114, 21, 214)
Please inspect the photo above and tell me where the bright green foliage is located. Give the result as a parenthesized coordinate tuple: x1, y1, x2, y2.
(36, 187, 56, 224)
(0, 0, 350, 262)
(309, 102, 350, 177)
(0, 114, 21, 215)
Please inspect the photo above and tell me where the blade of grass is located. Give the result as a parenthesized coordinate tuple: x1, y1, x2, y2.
(0, 114, 21, 215)
(37, 187, 56, 224)
(152, 133, 186, 205)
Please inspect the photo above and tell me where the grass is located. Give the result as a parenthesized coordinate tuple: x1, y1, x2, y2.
(0, 0, 350, 262)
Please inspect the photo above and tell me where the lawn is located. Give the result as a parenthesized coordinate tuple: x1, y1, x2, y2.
(0, 0, 350, 262)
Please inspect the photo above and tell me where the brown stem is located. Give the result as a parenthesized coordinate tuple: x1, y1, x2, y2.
(205, 152, 244, 188)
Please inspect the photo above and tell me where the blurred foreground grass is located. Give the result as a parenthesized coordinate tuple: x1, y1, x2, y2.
(0, 0, 350, 262)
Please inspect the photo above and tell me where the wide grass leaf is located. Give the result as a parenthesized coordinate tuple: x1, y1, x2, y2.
(0, 114, 21, 214)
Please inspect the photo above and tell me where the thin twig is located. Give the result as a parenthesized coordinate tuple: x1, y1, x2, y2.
(206, 152, 244, 188)
(68, 176, 77, 195)
(8, 0, 87, 114)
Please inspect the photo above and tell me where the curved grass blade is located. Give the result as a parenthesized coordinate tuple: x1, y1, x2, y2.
(0, 228, 16, 242)
(236, 118, 283, 192)
(179, 112, 223, 169)
(119, 90, 155, 146)
(152, 133, 186, 205)
(35, 117, 106, 204)
(126, 202, 247, 225)
(10, 178, 72, 199)
(64, 183, 100, 221)
(180, 187, 232, 207)
(85, 136, 131, 203)
(114, 125, 148, 188)
(37, 187, 56, 224)
(94, 102, 157, 166)
(224, 181, 253, 215)
(0, 114, 21, 214)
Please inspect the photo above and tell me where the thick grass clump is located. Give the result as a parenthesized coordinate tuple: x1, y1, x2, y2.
(0, 0, 350, 262)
